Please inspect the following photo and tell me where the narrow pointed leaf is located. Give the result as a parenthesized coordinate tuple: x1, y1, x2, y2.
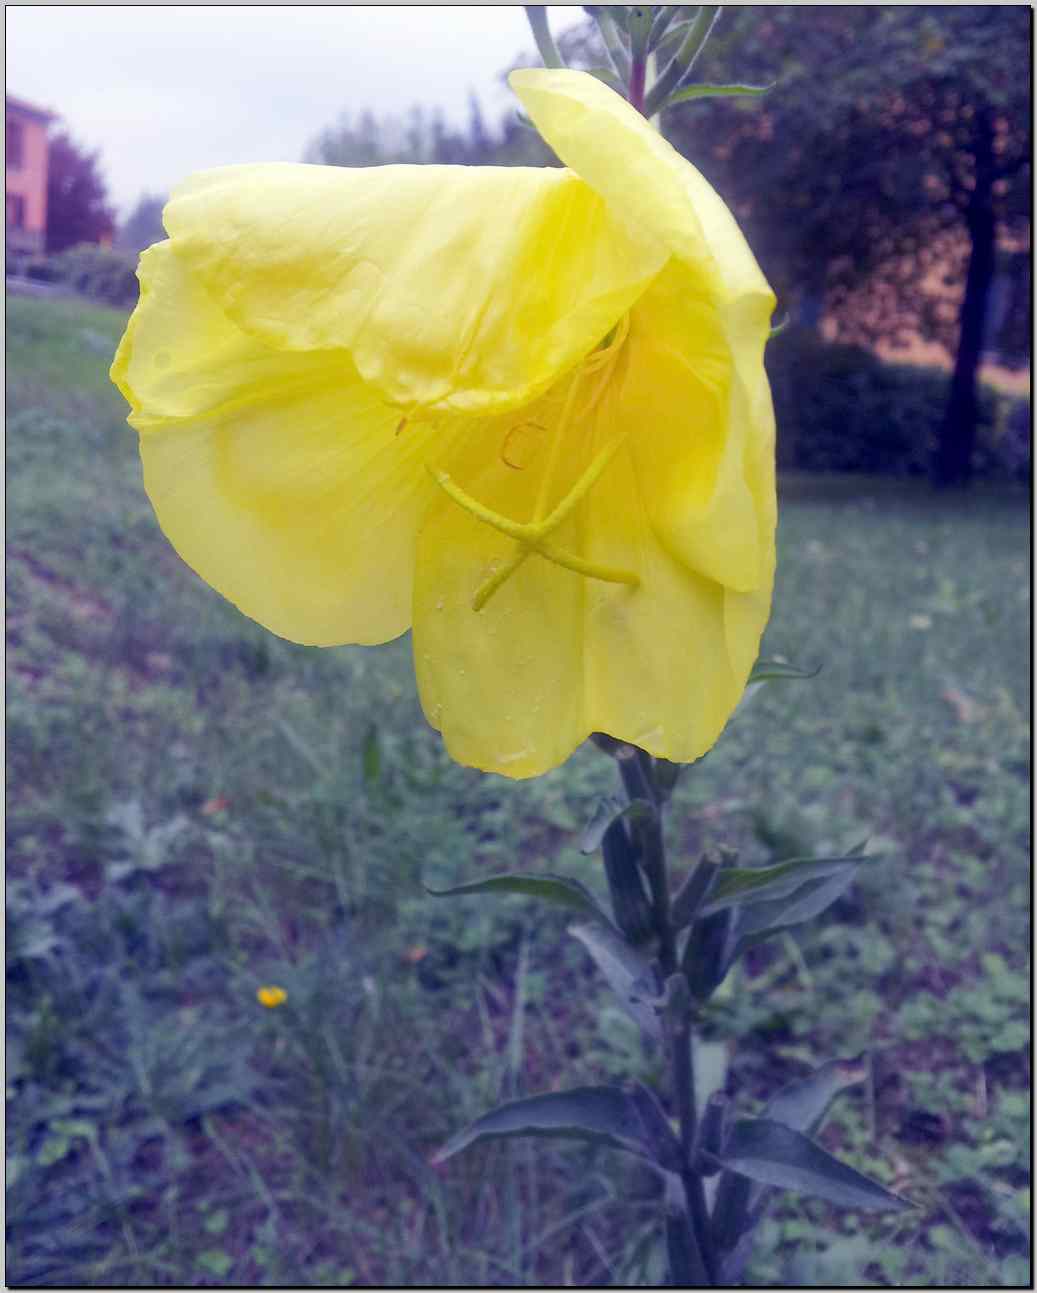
(580, 795, 651, 854)
(671, 856, 720, 929)
(665, 81, 774, 108)
(569, 920, 661, 1040)
(714, 1056, 869, 1253)
(431, 1086, 648, 1165)
(733, 869, 858, 948)
(425, 873, 613, 928)
(765, 1055, 868, 1136)
(702, 852, 879, 915)
(769, 314, 791, 339)
(628, 1081, 684, 1172)
(718, 1119, 913, 1212)
(748, 658, 821, 684)
(586, 65, 625, 93)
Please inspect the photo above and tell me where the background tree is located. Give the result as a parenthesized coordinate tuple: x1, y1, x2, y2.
(116, 191, 167, 255)
(45, 131, 116, 255)
(305, 94, 552, 170)
(667, 5, 1030, 486)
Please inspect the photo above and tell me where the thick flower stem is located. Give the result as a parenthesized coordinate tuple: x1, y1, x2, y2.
(613, 745, 715, 1284)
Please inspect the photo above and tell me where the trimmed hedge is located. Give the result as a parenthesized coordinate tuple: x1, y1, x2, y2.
(767, 327, 1029, 482)
(24, 245, 139, 309)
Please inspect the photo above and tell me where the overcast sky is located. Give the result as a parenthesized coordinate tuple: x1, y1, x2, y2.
(6, 5, 582, 218)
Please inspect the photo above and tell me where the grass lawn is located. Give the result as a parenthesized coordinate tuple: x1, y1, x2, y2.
(6, 292, 1030, 1287)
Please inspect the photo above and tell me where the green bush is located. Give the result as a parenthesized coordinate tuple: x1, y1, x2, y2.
(767, 327, 1029, 481)
(47, 244, 139, 309)
(23, 258, 61, 285)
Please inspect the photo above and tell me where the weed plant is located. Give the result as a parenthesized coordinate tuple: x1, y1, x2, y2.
(6, 295, 1030, 1286)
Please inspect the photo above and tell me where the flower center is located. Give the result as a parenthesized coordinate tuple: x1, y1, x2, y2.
(430, 315, 639, 611)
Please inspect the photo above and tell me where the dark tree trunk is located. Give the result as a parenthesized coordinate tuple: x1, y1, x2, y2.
(933, 109, 997, 488)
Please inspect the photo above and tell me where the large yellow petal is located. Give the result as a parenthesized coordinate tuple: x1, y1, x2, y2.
(113, 241, 441, 646)
(161, 161, 666, 416)
(619, 262, 775, 593)
(509, 68, 773, 309)
(411, 337, 771, 777)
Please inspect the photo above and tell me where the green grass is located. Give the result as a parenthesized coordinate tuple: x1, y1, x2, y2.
(6, 293, 1030, 1287)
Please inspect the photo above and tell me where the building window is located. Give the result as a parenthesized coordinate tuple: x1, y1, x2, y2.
(7, 193, 26, 228)
(6, 119, 25, 169)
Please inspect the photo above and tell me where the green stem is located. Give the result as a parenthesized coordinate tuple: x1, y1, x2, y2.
(643, 3, 722, 118)
(614, 746, 715, 1284)
(523, 5, 565, 69)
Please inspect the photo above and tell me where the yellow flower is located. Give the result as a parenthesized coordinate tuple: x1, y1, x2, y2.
(111, 70, 776, 779)
(256, 985, 287, 1008)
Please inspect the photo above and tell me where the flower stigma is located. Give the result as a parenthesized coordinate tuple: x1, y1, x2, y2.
(429, 314, 639, 612)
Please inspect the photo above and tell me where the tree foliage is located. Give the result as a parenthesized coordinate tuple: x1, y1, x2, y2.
(45, 132, 116, 255)
(116, 192, 167, 255)
(665, 5, 1030, 483)
(304, 97, 552, 170)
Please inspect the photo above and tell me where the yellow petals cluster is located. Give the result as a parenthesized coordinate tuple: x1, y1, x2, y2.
(111, 69, 776, 779)
(256, 985, 287, 1009)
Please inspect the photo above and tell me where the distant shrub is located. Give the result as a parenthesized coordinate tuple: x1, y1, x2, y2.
(23, 258, 62, 285)
(767, 326, 1029, 481)
(47, 244, 139, 309)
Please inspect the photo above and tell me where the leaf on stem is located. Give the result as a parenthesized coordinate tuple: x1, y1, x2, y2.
(765, 1054, 869, 1137)
(579, 795, 652, 854)
(569, 919, 661, 1041)
(702, 851, 880, 915)
(664, 81, 774, 109)
(747, 657, 821, 684)
(425, 872, 614, 929)
(431, 1085, 651, 1165)
(717, 1118, 914, 1212)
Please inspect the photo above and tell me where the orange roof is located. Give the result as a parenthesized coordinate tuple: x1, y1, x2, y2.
(5, 94, 57, 123)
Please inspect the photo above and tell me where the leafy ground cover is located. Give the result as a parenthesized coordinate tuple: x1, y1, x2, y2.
(6, 293, 1030, 1287)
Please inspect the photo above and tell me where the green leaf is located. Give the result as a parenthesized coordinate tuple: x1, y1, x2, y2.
(670, 855, 720, 929)
(702, 852, 879, 915)
(733, 869, 860, 948)
(714, 1053, 872, 1253)
(665, 81, 774, 109)
(579, 794, 632, 853)
(569, 919, 661, 1040)
(765, 1055, 868, 1136)
(655, 19, 693, 63)
(425, 872, 613, 928)
(748, 657, 821, 684)
(586, 65, 625, 93)
(431, 1086, 650, 1165)
(523, 5, 566, 69)
(628, 1081, 684, 1172)
(718, 1118, 913, 1212)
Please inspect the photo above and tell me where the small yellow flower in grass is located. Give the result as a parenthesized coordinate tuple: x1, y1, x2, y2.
(111, 70, 776, 779)
(257, 985, 287, 1008)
